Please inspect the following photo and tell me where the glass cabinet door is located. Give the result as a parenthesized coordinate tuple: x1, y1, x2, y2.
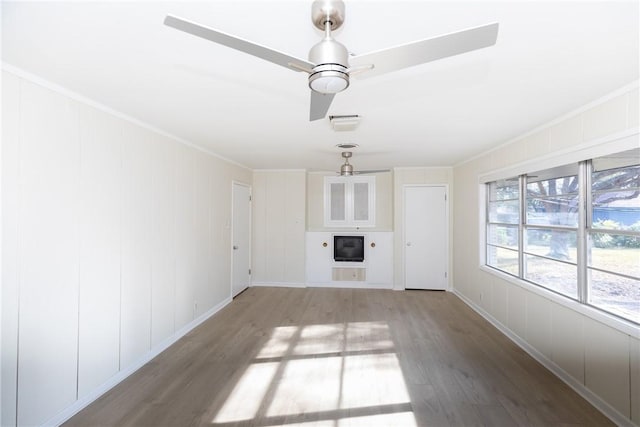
(330, 182, 346, 221)
(324, 176, 375, 227)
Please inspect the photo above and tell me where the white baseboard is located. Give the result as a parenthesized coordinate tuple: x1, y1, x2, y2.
(306, 282, 393, 290)
(451, 289, 635, 427)
(251, 282, 307, 288)
(43, 297, 232, 427)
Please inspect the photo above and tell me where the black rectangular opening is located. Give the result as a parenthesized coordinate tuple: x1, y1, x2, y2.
(334, 235, 364, 262)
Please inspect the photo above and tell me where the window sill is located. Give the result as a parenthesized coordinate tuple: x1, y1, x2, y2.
(478, 264, 639, 337)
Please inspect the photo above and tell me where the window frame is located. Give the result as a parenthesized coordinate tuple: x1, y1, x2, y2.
(483, 153, 639, 326)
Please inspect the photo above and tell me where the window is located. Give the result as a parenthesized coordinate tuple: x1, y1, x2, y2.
(588, 149, 640, 322)
(525, 165, 579, 298)
(486, 178, 520, 276)
(485, 148, 640, 324)
(324, 176, 375, 227)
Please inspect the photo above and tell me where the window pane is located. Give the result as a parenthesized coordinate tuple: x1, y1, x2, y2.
(487, 246, 518, 275)
(589, 233, 640, 278)
(589, 269, 639, 323)
(524, 255, 577, 298)
(488, 200, 519, 224)
(591, 154, 639, 231)
(526, 196, 579, 227)
(527, 177, 578, 197)
(592, 165, 639, 190)
(487, 224, 518, 250)
(488, 178, 519, 201)
(330, 183, 345, 221)
(353, 182, 369, 221)
(525, 228, 576, 263)
(527, 173, 578, 227)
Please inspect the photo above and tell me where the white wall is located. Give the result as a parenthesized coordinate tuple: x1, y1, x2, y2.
(1, 69, 252, 426)
(393, 168, 453, 290)
(452, 84, 640, 426)
(252, 170, 306, 286)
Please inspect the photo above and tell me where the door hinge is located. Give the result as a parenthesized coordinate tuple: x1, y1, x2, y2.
(249, 195, 252, 201)
(444, 194, 447, 201)
(445, 272, 448, 278)
(248, 268, 251, 275)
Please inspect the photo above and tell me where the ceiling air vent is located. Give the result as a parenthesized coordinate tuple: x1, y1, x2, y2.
(329, 115, 360, 131)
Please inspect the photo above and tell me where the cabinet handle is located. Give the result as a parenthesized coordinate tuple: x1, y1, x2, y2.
(370, 242, 376, 248)
(322, 242, 328, 247)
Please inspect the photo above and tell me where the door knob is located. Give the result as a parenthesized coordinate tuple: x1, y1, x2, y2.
(233, 245, 239, 250)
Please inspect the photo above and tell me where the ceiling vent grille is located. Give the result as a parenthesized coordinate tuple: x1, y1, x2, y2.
(330, 115, 360, 131)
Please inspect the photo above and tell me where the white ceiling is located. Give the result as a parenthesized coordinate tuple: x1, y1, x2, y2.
(2, 1, 638, 171)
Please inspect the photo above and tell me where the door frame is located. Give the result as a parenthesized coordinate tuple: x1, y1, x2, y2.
(402, 184, 450, 290)
(231, 181, 252, 298)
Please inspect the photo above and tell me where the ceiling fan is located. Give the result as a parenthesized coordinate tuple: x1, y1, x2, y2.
(164, 0, 499, 121)
(338, 151, 389, 176)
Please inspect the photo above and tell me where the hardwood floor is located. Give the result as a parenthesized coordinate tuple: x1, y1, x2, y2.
(64, 287, 612, 427)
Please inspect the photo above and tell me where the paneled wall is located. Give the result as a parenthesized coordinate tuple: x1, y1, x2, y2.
(452, 84, 640, 425)
(252, 170, 306, 286)
(1, 70, 252, 426)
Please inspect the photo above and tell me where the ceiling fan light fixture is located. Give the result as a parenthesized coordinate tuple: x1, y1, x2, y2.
(309, 68, 349, 94)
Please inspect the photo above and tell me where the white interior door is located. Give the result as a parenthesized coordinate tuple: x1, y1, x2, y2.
(404, 185, 448, 290)
(232, 182, 251, 297)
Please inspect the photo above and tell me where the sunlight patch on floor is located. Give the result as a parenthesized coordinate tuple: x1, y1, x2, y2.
(212, 321, 416, 426)
(211, 362, 279, 423)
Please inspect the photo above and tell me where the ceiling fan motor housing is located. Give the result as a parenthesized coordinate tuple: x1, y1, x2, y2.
(308, 39, 350, 93)
(308, 0, 349, 94)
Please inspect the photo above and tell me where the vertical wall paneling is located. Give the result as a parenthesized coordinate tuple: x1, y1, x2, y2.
(525, 292, 553, 359)
(631, 336, 640, 424)
(209, 160, 230, 305)
(251, 173, 267, 283)
(204, 157, 217, 307)
(252, 171, 306, 286)
(1, 70, 252, 425)
(265, 173, 286, 281)
(1, 71, 21, 427)
(584, 318, 631, 417)
(550, 304, 585, 383)
(284, 173, 305, 283)
(77, 105, 122, 398)
(174, 145, 196, 328)
(150, 135, 176, 347)
(17, 81, 80, 426)
(119, 123, 153, 368)
(193, 153, 212, 315)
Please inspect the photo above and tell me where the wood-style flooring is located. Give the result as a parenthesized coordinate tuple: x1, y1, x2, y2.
(64, 287, 612, 427)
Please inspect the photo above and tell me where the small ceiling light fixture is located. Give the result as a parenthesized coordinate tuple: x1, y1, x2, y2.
(329, 114, 360, 131)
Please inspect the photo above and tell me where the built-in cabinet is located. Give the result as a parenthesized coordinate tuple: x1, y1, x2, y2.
(324, 176, 375, 227)
(306, 232, 393, 288)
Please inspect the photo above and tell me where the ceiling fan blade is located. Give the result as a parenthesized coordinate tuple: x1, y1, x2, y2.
(310, 91, 336, 121)
(354, 169, 391, 174)
(164, 15, 315, 73)
(350, 22, 499, 79)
